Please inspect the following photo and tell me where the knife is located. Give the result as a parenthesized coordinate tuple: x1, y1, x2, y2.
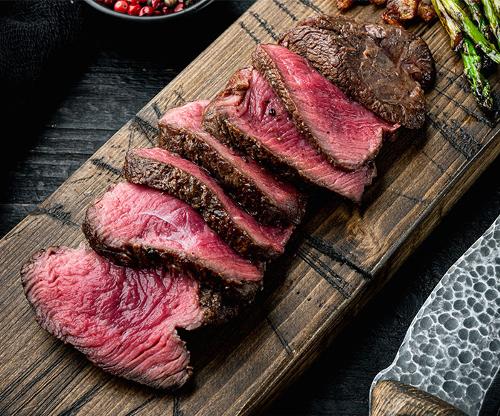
(370, 215, 500, 416)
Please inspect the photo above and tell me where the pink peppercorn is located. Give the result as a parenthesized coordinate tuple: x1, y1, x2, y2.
(113, 0, 129, 13)
(139, 5, 154, 15)
(93, 0, 193, 16)
(128, 3, 141, 14)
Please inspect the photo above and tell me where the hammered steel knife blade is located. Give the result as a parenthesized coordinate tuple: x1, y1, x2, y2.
(370, 215, 500, 416)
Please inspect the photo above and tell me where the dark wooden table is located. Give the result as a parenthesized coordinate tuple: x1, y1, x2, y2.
(1, 1, 498, 414)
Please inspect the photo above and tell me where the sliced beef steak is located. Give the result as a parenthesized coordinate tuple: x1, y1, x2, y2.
(124, 148, 295, 260)
(280, 15, 434, 127)
(252, 44, 398, 170)
(21, 245, 236, 389)
(158, 101, 303, 226)
(83, 182, 262, 300)
(204, 68, 376, 202)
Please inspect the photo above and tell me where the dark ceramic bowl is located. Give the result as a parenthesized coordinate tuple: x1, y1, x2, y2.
(82, 0, 214, 21)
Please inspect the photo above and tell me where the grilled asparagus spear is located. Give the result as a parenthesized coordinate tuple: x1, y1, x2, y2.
(481, 0, 500, 48)
(433, 0, 495, 111)
(439, 0, 500, 62)
(461, 37, 494, 110)
(432, 0, 464, 49)
(463, 0, 494, 40)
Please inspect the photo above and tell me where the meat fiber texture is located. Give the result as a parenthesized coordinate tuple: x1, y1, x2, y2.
(83, 182, 263, 300)
(204, 67, 376, 202)
(158, 101, 304, 226)
(280, 15, 434, 127)
(252, 44, 398, 171)
(21, 245, 232, 389)
(123, 147, 295, 261)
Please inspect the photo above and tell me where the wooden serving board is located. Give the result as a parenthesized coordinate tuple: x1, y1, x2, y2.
(0, 1, 498, 415)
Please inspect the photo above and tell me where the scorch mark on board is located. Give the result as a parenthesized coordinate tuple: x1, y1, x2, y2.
(132, 116, 159, 145)
(172, 89, 187, 106)
(296, 0, 323, 14)
(303, 235, 372, 279)
(421, 150, 448, 175)
(173, 396, 183, 416)
(239, 21, 261, 44)
(152, 102, 163, 119)
(124, 397, 156, 416)
(297, 247, 351, 298)
(249, 11, 280, 41)
(69, 174, 94, 185)
(428, 116, 481, 160)
(433, 85, 493, 126)
(272, 0, 298, 20)
(31, 204, 78, 228)
(58, 381, 108, 416)
(385, 189, 427, 205)
(266, 316, 294, 356)
(90, 157, 122, 176)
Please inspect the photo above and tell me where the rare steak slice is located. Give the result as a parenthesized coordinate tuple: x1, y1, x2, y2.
(158, 101, 304, 226)
(21, 245, 236, 389)
(83, 182, 262, 300)
(204, 67, 376, 202)
(123, 148, 295, 260)
(252, 44, 398, 170)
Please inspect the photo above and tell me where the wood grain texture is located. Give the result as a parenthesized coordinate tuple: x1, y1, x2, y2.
(371, 381, 466, 415)
(0, 1, 498, 415)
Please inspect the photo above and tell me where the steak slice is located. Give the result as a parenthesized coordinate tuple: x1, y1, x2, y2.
(204, 68, 376, 202)
(252, 44, 398, 170)
(280, 15, 434, 127)
(21, 245, 236, 389)
(83, 182, 262, 300)
(158, 101, 304, 226)
(123, 147, 295, 260)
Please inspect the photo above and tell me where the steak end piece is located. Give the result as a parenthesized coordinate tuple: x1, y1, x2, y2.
(123, 147, 295, 261)
(204, 67, 376, 202)
(252, 44, 398, 170)
(83, 182, 263, 301)
(362, 18, 435, 90)
(158, 101, 305, 226)
(21, 245, 237, 389)
(280, 15, 434, 127)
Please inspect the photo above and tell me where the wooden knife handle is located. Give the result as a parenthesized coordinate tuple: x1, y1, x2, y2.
(371, 380, 467, 416)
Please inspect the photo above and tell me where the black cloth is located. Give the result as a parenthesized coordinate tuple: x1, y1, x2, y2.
(0, 0, 84, 111)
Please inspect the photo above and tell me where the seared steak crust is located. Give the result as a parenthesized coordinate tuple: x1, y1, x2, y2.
(83, 182, 264, 301)
(123, 149, 294, 261)
(158, 106, 304, 226)
(203, 68, 377, 202)
(280, 15, 434, 128)
(83, 219, 261, 302)
(205, 104, 300, 184)
(209, 115, 377, 199)
(252, 44, 396, 170)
